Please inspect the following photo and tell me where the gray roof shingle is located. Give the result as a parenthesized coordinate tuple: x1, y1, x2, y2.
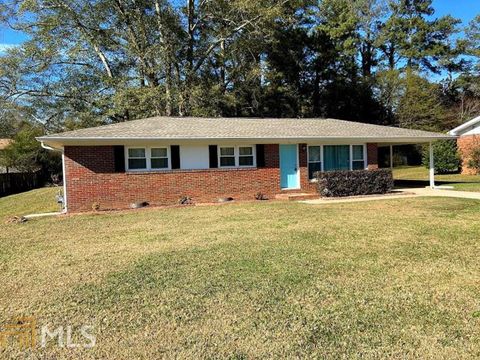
(38, 117, 453, 144)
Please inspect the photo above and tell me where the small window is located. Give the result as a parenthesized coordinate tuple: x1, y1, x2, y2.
(352, 145, 365, 170)
(239, 146, 254, 167)
(128, 148, 147, 170)
(219, 147, 235, 167)
(308, 146, 322, 179)
(151, 147, 168, 169)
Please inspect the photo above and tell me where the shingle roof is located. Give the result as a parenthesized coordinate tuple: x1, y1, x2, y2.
(38, 117, 453, 145)
(0, 139, 12, 150)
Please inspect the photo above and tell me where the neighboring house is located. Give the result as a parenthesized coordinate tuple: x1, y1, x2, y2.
(0, 139, 13, 173)
(38, 117, 451, 212)
(449, 116, 480, 175)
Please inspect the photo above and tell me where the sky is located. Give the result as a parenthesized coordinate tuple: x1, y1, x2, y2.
(0, 0, 479, 50)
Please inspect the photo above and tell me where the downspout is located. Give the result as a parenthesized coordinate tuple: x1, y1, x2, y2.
(429, 142, 435, 189)
(41, 142, 67, 213)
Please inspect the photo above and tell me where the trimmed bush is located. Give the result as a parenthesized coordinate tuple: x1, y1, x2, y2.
(422, 139, 460, 174)
(316, 169, 394, 197)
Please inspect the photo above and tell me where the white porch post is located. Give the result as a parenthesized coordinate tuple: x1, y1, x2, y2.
(389, 145, 393, 170)
(62, 152, 68, 212)
(429, 142, 435, 189)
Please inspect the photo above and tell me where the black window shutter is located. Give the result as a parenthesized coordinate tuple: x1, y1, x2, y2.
(113, 145, 125, 172)
(209, 145, 218, 168)
(171, 145, 180, 169)
(256, 144, 265, 167)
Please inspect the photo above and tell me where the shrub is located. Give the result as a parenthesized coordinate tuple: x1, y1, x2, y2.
(254, 192, 268, 200)
(316, 169, 394, 197)
(179, 196, 194, 205)
(467, 147, 480, 173)
(422, 140, 460, 174)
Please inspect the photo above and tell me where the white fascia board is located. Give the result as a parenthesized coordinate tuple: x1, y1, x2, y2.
(449, 115, 480, 136)
(37, 135, 455, 148)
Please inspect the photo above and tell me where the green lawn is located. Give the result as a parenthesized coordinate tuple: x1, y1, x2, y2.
(1, 189, 480, 358)
(0, 187, 60, 218)
(393, 165, 480, 192)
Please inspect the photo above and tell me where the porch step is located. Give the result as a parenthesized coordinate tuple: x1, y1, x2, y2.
(275, 193, 319, 201)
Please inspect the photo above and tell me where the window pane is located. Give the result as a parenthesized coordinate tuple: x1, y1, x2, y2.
(128, 158, 146, 169)
(308, 146, 321, 162)
(239, 147, 253, 156)
(308, 162, 321, 179)
(353, 160, 365, 170)
(324, 145, 350, 171)
(151, 148, 167, 158)
(128, 148, 145, 158)
(352, 145, 364, 160)
(239, 156, 253, 166)
(151, 158, 168, 169)
(220, 156, 235, 167)
(220, 147, 234, 156)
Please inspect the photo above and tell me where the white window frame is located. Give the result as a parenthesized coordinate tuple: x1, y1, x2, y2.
(238, 146, 256, 167)
(218, 145, 256, 168)
(218, 146, 237, 168)
(125, 146, 171, 172)
(150, 147, 170, 170)
(307, 145, 324, 180)
(351, 144, 366, 171)
(308, 144, 367, 180)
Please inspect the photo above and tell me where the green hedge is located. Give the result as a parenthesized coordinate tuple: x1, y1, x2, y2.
(422, 140, 460, 174)
(316, 169, 394, 197)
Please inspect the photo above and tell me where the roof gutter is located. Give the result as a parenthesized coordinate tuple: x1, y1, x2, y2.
(40, 141, 62, 152)
(449, 115, 480, 136)
(37, 135, 456, 144)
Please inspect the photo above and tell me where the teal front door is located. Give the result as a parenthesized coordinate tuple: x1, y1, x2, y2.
(280, 144, 299, 189)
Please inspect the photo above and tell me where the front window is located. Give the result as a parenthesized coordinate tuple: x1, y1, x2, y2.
(324, 145, 350, 171)
(352, 145, 365, 170)
(308, 144, 366, 178)
(219, 147, 236, 167)
(308, 146, 322, 179)
(239, 146, 254, 166)
(128, 148, 147, 170)
(151, 147, 168, 169)
(219, 146, 256, 168)
(126, 147, 170, 171)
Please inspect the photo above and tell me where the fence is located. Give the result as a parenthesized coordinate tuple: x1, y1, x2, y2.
(0, 171, 46, 197)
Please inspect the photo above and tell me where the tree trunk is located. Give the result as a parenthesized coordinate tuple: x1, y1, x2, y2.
(220, 39, 226, 94)
(165, 62, 173, 116)
(313, 68, 321, 116)
(183, 0, 196, 115)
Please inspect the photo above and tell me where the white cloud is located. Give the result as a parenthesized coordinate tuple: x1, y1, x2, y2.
(0, 43, 19, 53)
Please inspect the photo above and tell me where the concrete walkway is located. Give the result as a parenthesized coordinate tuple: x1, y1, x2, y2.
(404, 187, 480, 200)
(301, 187, 480, 205)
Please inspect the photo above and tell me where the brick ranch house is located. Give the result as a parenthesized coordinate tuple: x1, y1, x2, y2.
(449, 115, 480, 175)
(38, 117, 451, 212)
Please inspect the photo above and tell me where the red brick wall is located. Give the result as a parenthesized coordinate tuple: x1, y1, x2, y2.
(367, 143, 378, 170)
(64, 142, 381, 212)
(64, 145, 282, 212)
(458, 135, 480, 175)
(298, 144, 317, 192)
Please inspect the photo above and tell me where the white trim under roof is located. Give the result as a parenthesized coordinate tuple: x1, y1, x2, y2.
(449, 115, 480, 136)
(37, 136, 455, 150)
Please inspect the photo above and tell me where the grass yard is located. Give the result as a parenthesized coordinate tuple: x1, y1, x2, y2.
(393, 165, 480, 192)
(0, 187, 60, 218)
(1, 189, 480, 358)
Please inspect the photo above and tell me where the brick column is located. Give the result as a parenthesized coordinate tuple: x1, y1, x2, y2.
(458, 135, 480, 175)
(367, 143, 379, 170)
